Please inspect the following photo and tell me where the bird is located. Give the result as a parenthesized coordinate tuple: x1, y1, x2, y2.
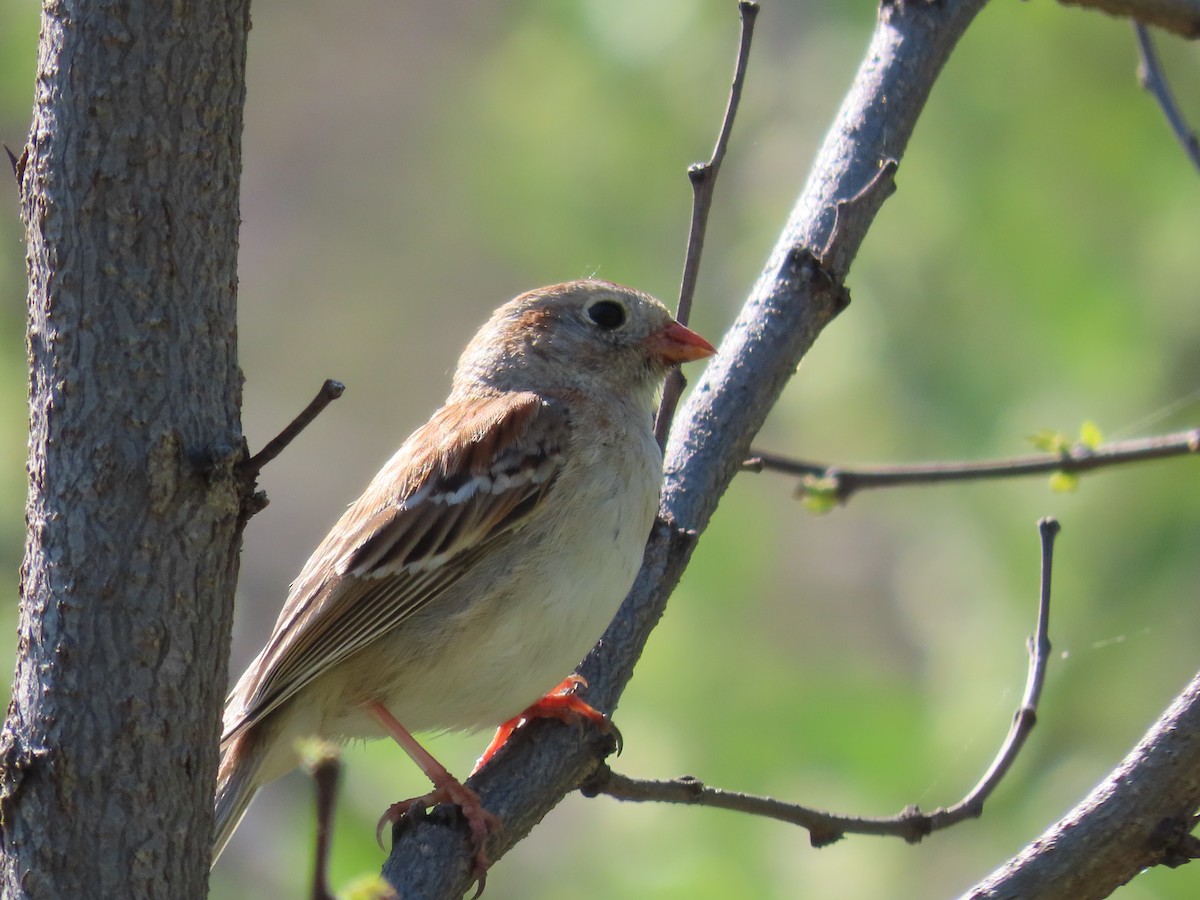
(213, 279, 715, 884)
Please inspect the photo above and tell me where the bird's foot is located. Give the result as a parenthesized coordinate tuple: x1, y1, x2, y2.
(376, 776, 500, 897)
(472, 674, 622, 774)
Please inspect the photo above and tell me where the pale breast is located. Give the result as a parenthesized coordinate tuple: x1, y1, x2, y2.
(322, 402, 663, 735)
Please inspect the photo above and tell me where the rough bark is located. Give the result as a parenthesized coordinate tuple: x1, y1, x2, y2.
(0, 3, 250, 898)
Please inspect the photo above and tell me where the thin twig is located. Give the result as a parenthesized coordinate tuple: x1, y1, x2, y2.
(744, 426, 1200, 505)
(1133, 22, 1200, 173)
(655, 0, 758, 447)
(243, 379, 345, 478)
(676, 1, 758, 327)
(583, 518, 1059, 847)
(923, 516, 1058, 828)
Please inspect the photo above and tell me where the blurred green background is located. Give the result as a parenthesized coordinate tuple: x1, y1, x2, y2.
(2, 1, 1199, 898)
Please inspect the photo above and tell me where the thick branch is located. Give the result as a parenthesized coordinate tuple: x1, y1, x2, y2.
(380, 2, 991, 896)
(964, 670, 1200, 899)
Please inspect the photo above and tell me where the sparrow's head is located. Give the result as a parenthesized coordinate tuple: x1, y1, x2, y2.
(452, 280, 715, 403)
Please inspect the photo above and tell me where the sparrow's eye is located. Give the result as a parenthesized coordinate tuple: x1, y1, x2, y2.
(586, 299, 626, 330)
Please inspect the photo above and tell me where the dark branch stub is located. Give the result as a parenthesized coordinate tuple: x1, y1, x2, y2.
(1149, 815, 1200, 869)
(236, 379, 345, 522)
(302, 744, 342, 900)
(584, 518, 1060, 847)
(818, 158, 899, 278)
(3, 144, 21, 182)
(243, 379, 345, 479)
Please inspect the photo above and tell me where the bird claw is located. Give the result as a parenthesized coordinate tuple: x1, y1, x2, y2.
(376, 781, 501, 895)
(375, 796, 420, 850)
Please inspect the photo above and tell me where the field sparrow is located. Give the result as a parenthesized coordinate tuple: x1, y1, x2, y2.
(213, 280, 715, 881)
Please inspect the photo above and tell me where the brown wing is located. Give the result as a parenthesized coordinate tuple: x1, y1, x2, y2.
(222, 392, 569, 743)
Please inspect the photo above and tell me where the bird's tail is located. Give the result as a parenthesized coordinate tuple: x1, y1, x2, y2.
(212, 730, 264, 865)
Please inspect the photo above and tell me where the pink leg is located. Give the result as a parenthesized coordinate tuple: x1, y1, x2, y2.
(368, 702, 499, 896)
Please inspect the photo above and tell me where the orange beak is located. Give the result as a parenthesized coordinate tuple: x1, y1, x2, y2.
(647, 320, 717, 364)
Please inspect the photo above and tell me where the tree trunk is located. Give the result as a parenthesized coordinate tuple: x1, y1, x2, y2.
(0, 3, 250, 897)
